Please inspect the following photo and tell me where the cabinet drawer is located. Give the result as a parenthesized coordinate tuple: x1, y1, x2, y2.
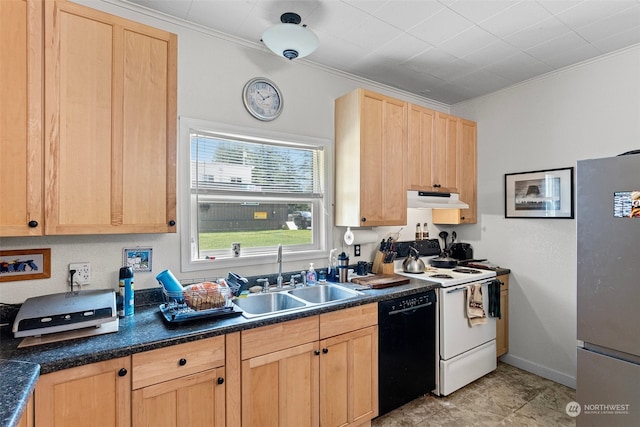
(241, 316, 319, 360)
(132, 336, 225, 389)
(320, 303, 378, 339)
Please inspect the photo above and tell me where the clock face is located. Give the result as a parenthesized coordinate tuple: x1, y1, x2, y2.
(243, 78, 283, 121)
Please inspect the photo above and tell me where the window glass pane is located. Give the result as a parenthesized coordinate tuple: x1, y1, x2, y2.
(188, 129, 324, 262)
(196, 202, 313, 255)
(191, 133, 322, 195)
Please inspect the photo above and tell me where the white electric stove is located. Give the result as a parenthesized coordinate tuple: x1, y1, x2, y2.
(395, 259, 498, 396)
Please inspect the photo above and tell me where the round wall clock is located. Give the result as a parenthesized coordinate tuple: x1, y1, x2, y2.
(242, 77, 283, 121)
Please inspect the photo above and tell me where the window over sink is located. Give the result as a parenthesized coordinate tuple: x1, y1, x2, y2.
(179, 118, 332, 272)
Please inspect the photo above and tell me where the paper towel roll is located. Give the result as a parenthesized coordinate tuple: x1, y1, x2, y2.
(348, 230, 379, 245)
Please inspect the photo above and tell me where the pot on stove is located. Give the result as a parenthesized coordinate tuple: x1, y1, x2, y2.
(429, 255, 458, 269)
(450, 243, 473, 260)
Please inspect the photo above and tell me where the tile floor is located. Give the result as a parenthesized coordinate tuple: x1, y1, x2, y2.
(372, 362, 576, 426)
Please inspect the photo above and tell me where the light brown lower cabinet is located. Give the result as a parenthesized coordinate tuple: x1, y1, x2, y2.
(496, 274, 510, 358)
(241, 304, 378, 427)
(34, 356, 131, 427)
(131, 335, 227, 427)
(132, 367, 226, 427)
(16, 394, 34, 427)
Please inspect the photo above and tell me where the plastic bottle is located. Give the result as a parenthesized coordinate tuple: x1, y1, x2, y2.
(306, 263, 317, 285)
(119, 266, 134, 317)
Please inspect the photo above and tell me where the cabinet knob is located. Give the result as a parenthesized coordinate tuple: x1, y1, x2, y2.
(179, 358, 187, 366)
(217, 377, 224, 385)
(314, 350, 320, 356)
(118, 368, 128, 377)
(168, 220, 176, 227)
(361, 217, 366, 223)
(460, 216, 465, 220)
(28, 220, 38, 228)
(322, 348, 329, 354)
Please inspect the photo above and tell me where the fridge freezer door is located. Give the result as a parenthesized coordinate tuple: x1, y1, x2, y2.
(577, 155, 640, 357)
(577, 348, 639, 426)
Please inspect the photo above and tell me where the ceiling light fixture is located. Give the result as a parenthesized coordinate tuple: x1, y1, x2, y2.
(262, 12, 319, 60)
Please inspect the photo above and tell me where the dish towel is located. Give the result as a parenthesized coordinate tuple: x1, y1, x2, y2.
(488, 279, 502, 319)
(466, 283, 487, 326)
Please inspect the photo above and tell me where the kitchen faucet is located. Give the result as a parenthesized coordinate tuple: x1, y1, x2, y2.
(276, 244, 283, 288)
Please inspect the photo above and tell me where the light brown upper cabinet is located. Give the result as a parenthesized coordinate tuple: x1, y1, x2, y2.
(335, 89, 407, 227)
(0, 0, 43, 236)
(43, 0, 177, 235)
(432, 118, 477, 224)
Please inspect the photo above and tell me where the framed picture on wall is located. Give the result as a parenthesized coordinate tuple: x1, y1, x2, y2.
(0, 248, 51, 282)
(505, 167, 574, 219)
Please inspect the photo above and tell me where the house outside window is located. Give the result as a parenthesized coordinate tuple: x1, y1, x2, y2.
(180, 118, 332, 271)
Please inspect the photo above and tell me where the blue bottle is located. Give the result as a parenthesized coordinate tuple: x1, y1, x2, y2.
(119, 266, 134, 317)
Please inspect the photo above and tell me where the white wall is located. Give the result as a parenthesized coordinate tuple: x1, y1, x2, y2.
(451, 44, 640, 388)
(0, 0, 446, 304)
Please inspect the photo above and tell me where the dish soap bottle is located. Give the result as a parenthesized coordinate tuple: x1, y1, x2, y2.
(306, 263, 317, 285)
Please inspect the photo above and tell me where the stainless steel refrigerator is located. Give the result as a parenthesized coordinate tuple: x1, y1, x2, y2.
(577, 152, 640, 426)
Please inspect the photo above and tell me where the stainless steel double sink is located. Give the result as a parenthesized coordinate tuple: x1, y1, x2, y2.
(232, 283, 364, 318)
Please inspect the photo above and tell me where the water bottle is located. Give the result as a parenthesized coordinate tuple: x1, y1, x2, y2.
(119, 266, 134, 317)
(338, 252, 349, 283)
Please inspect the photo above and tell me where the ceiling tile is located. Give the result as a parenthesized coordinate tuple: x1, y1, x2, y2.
(461, 39, 521, 67)
(539, 43, 603, 69)
(555, 0, 639, 29)
(526, 31, 594, 62)
(344, 16, 404, 51)
(483, 51, 553, 82)
(408, 7, 474, 45)
(478, 1, 552, 37)
(574, 4, 640, 43)
(438, 25, 502, 58)
(447, 0, 517, 23)
(504, 15, 572, 51)
(592, 26, 640, 52)
(372, 33, 433, 62)
(371, 0, 445, 30)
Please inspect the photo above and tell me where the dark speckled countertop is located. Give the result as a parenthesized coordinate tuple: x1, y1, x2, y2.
(0, 359, 39, 427)
(0, 279, 438, 427)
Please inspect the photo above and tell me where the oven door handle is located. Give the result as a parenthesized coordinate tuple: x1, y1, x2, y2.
(445, 279, 496, 294)
(388, 301, 433, 315)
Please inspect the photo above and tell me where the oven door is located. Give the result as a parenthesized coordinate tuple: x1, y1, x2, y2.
(439, 281, 496, 360)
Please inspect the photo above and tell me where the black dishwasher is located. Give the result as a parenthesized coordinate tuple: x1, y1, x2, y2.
(378, 289, 437, 416)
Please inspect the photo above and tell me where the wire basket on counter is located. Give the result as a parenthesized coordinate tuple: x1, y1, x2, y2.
(159, 279, 242, 323)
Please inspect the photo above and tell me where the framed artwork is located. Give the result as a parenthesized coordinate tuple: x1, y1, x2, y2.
(505, 167, 574, 219)
(0, 248, 51, 282)
(123, 247, 153, 272)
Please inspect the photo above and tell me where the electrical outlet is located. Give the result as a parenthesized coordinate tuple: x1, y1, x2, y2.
(354, 244, 361, 257)
(69, 262, 91, 286)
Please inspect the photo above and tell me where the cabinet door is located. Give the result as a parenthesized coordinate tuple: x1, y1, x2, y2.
(496, 274, 509, 357)
(241, 342, 320, 427)
(359, 91, 407, 226)
(43, 0, 177, 235)
(35, 357, 131, 427)
(457, 119, 477, 223)
(132, 368, 226, 427)
(320, 326, 378, 427)
(433, 112, 459, 192)
(407, 104, 436, 191)
(0, 0, 42, 236)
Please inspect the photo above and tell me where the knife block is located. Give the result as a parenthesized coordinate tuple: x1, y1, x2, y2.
(372, 251, 395, 275)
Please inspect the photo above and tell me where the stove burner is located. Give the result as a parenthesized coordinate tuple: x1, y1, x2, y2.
(430, 274, 454, 279)
(452, 268, 482, 274)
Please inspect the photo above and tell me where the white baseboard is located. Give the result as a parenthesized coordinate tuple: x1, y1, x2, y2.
(500, 354, 576, 389)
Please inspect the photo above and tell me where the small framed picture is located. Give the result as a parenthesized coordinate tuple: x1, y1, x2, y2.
(0, 248, 51, 282)
(123, 247, 153, 272)
(505, 167, 574, 219)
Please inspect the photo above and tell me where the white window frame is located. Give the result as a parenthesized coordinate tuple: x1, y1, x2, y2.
(179, 117, 333, 272)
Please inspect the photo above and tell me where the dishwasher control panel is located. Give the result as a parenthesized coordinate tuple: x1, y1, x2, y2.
(385, 290, 436, 312)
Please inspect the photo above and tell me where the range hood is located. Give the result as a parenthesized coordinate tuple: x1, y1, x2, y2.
(407, 191, 469, 209)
